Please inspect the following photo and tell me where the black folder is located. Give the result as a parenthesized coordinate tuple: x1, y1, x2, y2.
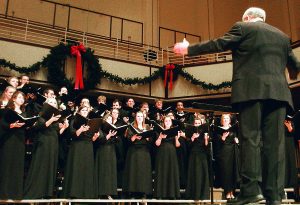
(72, 114, 102, 134)
(73, 113, 89, 130)
(101, 121, 128, 135)
(213, 122, 238, 134)
(39, 103, 70, 122)
(128, 124, 156, 139)
(151, 120, 180, 137)
(17, 84, 37, 95)
(174, 112, 191, 121)
(87, 118, 103, 133)
(0, 79, 10, 92)
(4, 109, 39, 127)
(184, 123, 209, 137)
(157, 106, 173, 115)
(96, 103, 110, 116)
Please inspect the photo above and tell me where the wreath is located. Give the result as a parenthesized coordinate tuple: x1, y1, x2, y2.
(42, 43, 102, 90)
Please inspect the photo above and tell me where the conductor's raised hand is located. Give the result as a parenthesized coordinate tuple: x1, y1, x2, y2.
(173, 38, 189, 55)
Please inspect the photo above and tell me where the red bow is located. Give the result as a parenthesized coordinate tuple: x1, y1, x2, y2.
(71, 43, 86, 90)
(164, 64, 175, 90)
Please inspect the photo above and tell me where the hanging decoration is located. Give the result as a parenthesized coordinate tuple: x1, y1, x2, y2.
(163, 63, 181, 90)
(70, 43, 86, 90)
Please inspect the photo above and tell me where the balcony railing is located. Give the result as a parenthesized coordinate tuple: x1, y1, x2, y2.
(0, 14, 234, 68)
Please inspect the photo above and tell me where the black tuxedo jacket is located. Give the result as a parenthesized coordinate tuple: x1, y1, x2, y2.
(188, 21, 300, 109)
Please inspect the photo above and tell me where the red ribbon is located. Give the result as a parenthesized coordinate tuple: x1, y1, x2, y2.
(164, 64, 175, 90)
(71, 43, 86, 90)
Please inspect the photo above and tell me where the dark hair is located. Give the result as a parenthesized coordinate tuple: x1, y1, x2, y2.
(43, 88, 54, 96)
(113, 99, 122, 106)
(77, 105, 90, 114)
(6, 91, 26, 112)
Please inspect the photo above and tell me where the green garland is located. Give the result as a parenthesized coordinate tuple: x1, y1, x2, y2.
(0, 43, 232, 90)
(178, 69, 232, 90)
(0, 59, 42, 73)
(101, 70, 161, 85)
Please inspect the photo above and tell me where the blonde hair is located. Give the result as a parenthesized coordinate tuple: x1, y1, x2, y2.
(97, 95, 106, 103)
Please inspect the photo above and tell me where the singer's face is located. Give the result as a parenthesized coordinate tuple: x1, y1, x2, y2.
(47, 99, 58, 108)
(164, 117, 172, 128)
(136, 112, 144, 123)
(14, 93, 25, 106)
(194, 119, 202, 127)
(127, 98, 135, 108)
(176, 102, 184, 110)
(141, 104, 149, 112)
(221, 114, 231, 126)
(5, 87, 16, 99)
(9, 78, 19, 88)
(155, 101, 163, 109)
(80, 107, 89, 117)
(111, 109, 119, 119)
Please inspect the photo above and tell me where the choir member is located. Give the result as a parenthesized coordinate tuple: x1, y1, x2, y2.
(43, 88, 56, 99)
(166, 111, 188, 189)
(112, 99, 128, 124)
(214, 114, 240, 200)
(94, 109, 122, 199)
(150, 99, 164, 123)
(17, 75, 30, 89)
(185, 116, 210, 200)
(123, 98, 136, 123)
(123, 111, 153, 198)
(112, 99, 129, 188)
(7, 76, 19, 88)
(63, 105, 99, 198)
(97, 95, 107, 104)
(175, 101, 189, 123)
(0, 91, 26, 199)
(154, 116, 181, 199)
(24, 98, 69, 199)
(0, 86, 16, 109)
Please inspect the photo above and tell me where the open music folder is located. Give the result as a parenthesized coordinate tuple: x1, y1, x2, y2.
(4, 109, 39, 127)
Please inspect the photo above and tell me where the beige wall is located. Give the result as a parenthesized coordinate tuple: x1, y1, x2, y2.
(159, 0, 300, 48)
(1, 0, 299, 49)
(0, 40, 49, 81)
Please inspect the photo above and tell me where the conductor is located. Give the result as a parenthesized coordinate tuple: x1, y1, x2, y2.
(174, 7, 300, 205)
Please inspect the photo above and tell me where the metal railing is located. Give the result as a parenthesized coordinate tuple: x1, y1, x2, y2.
(0, 14, 233, 68)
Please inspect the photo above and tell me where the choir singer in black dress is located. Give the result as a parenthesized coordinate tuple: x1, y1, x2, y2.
(123, 111, 153, 198)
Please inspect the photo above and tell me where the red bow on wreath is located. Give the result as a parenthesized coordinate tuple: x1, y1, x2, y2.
(71, 43, 86, 90)
(164, 63, 175, 90)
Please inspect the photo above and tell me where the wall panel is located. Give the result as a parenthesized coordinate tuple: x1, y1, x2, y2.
(54, 5, 69, 28)
(8, 0, 54, 24)
(0, 0, 7, 15)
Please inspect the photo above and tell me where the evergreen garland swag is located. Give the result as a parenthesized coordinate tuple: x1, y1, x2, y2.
(0, 43, 102, 90)
(0, 43, 232, 90)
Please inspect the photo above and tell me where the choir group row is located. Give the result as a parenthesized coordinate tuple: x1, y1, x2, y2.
(0, 75, 298, 201)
